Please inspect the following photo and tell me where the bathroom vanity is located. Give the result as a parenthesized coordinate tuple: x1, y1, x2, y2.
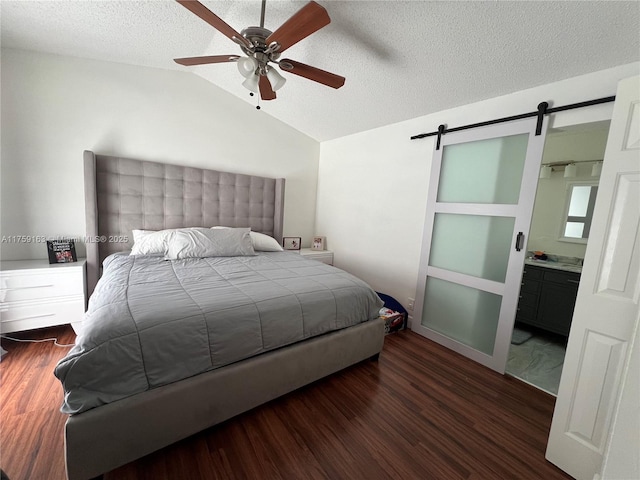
(516, 259, 582, 337)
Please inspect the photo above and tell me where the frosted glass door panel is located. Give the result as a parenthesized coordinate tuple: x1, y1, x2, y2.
(437, 134, 528, 204)
(429, 213, 516, 283)
(421, 277, 502, 355)
(413, 116, 548, 373)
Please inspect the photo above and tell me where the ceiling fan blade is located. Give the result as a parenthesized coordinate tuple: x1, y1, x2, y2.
(279, 59, 345, 89)
(176, 0, 251, 49)
(265, 1, 330, 53)
(174, 55, 240, 66)
(259, 75, 276, 101)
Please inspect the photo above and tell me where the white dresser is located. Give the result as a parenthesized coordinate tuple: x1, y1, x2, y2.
(297, 248, 334, 265)
(0, 259, 86, 334)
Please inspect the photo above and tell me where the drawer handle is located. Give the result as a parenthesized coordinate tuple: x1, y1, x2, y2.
(567, 279, 580, 284)
(2, 285, 54, 291)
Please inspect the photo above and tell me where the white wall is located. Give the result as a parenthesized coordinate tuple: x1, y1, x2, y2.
(0, 48, 320, 260)
(315, 62, 640, 316)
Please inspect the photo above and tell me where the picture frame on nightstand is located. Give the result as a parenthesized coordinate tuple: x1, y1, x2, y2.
(283, 237, 302, 250)
(46, 239, 77, 264)
(312, 236, 326, 250)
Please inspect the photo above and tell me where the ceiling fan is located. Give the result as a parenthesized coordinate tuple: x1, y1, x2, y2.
(174, 0, 345, 102)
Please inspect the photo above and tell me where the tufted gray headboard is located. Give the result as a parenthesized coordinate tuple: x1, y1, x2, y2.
(84, 151, 285, 296)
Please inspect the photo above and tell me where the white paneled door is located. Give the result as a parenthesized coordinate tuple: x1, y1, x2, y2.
(412, 117, 548, 373)
(546, 76, 640, 480)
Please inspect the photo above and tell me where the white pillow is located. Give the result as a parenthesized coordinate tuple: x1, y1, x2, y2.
(249, 231, 283, 251)
(130, 229, 182, 255)
(165, 227, 256, 260)
(211, 227, 283, 252)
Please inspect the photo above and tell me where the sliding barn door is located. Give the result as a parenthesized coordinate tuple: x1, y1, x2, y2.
(413, 117, 547, 373)
(546, 75, 640, 480)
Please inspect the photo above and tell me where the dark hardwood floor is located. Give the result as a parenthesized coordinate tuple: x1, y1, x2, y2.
(0, 325, 572, 480)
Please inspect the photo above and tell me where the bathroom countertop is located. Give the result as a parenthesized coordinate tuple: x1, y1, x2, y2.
(525, 258, 582, 274)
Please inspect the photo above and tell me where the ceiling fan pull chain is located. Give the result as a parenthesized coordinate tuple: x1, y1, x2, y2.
(248, 91, 261, 109)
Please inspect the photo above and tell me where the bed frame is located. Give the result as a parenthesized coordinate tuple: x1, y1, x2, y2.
(65, 151, 385, 480)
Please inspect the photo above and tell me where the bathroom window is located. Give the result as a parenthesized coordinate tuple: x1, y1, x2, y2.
(559, 182, 598, 243)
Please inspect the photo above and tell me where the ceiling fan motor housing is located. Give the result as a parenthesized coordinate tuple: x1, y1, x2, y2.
(240, 27, 281, 62)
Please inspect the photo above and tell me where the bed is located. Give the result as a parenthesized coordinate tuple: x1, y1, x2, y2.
(58, 151, 385, 480)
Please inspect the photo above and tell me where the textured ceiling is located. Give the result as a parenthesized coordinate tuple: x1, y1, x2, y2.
(2, 1, 639, 141)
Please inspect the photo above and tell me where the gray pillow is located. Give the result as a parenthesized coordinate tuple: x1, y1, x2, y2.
(211, 227, 283, 252)
(165, 228, 256, 260)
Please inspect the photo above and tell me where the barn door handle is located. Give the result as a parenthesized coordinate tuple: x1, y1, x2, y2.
(515, 232, 525, 252)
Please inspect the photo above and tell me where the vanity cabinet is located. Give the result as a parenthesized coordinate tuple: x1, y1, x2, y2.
(516, 264, 580, 336)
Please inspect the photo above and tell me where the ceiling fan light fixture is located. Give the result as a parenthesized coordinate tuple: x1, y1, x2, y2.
(266, 68, 286, 91)
(242, 73, 260, 93)
(237, 56, 258, 78)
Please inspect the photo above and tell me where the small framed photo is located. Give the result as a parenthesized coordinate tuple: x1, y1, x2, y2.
(312, 236, 326, 251)
(283, 237, 302, 250)
(47, 239, 77, 264)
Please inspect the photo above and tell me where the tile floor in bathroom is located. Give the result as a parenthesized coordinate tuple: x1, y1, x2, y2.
(507, 323, 568, 396)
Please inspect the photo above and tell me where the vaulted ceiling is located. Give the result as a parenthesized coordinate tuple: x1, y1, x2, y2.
(2, 1, 639, 141)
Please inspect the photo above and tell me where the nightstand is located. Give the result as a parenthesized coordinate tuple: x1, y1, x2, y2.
(297, 248, 334, 265)
(0, 259, 86, 334)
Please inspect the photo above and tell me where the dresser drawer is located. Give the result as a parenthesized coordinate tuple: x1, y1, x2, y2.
(0, 299, 84, 334)
(0, 269, 84, 303)
(543, 269, 581, 287)
(298, 249, 334, 265)
(308, 253, 333, 265)
(0, 259, 86, 334)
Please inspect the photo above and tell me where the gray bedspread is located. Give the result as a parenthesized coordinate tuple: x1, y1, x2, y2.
(55, 252, 383, 414)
